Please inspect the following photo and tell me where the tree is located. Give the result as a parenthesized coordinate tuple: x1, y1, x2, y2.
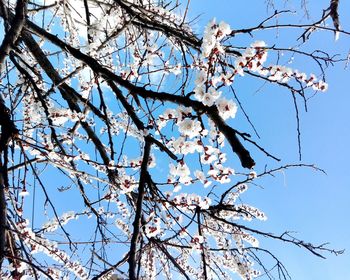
(0, 0, 347, 279)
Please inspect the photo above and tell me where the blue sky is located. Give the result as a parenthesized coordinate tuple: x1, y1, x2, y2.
(188, 0, 350, 279)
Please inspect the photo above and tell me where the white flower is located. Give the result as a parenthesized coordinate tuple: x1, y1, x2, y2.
(251, 40, 267, 48)
(194, 86, 205, 102)
(194, 170, 206, 183)
(195, 71, 207, 87)
(202, 92, 215, 106)
(220, 72, 234, 86)
(199, 197, 212, 209)
(169, 162, 190, 177)
(211, 75, 222, 87)
(318, 80, 328, 91)
(17, 262, 28, 273)
(218, 21, 231, 37)
(306, 74, 317, 87)
(173, 184, 182, 192)
(49, 108, 71, 125)
(216, 98, 238, 120)
(191, 234, 204, 250)
(161, 108, 177, 119)
(182, 141, 196, 154)
(209, 87, 221, 99)
(170, 136, 185, 154)
(201, 19, 230, 57)
(200, 153, 217, 164)
(175, 106, 193, 121)
(148, 154, 156, 168)
(178, 119, 202, 139)
(19, 189, 29, 197)
(168, 64, 182, 75)
(258, 50, 268, 64)
(294, 70, 307, 82)
(169, 162, 192, 185)
(145, 218, 161, 238)
(249, 171, 257, 179)
(202, 40, 215, 57)
(119, 175, 137, 194)
(234, 57, 246, 75)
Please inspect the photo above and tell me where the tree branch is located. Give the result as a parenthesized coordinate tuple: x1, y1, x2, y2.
(128, 139, 151, 280)
(0, 0, 27, 71)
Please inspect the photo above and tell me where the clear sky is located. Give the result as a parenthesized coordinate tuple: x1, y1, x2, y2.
(188, 0, 350, 279)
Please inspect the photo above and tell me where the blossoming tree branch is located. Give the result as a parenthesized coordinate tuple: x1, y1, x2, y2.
(0, 0, 347, 279)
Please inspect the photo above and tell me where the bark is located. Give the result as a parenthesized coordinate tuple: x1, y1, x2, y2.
(0, 0, 27, 71)
(0, 100, 19, 267)
(128, 139, 151, 280)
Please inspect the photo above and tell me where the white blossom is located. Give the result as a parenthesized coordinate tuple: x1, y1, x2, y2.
(216, 98, 238, 120)
(178, 119, 202, 139)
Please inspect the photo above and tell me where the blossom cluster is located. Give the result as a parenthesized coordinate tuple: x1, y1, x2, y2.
(203, 216, 261, 279)
(15, 219, 88, 279)
(139, 248, 158, 279)
(144, 217, 162, 238)
(235, 41, 328, 91)
(201, 19, 232, 58)
(190, 234, 204, 250)
(194, 69, 238, 120)
(42, 211, 78, 232)
(171, 193, 212, 210)
(192, 20, 240, 122)
(167, 144, 232, 186)
(118, 171, 138, 193)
